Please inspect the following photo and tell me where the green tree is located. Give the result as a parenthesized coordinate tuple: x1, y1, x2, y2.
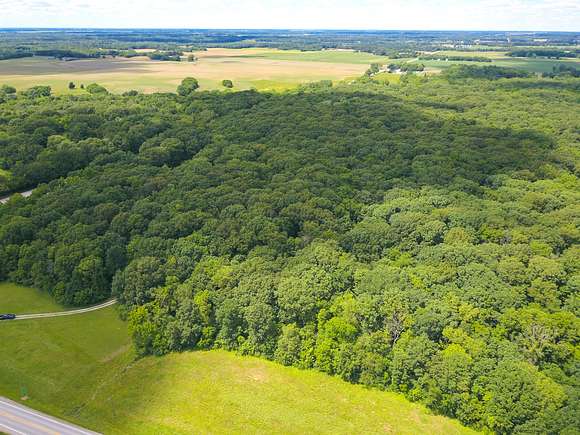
(177, 77, 199, 96)
(22, 85, 51, 98)
(274, 323, 302, 366)
(85, 83, 108, 94)
(483, 360, 566, 433)
(1, 84, 16, 94)
(112, 256, 165, 313)
(390, 332, 437, 394)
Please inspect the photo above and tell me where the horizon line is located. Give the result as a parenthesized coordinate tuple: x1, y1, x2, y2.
(0, 27, 578, 33)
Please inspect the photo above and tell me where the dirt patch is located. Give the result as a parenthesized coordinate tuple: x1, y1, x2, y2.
(100, 344, 131, 363)
(245, 367, 269, 383)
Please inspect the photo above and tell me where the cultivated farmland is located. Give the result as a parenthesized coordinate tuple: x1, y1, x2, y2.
(0, 48, 387, 94)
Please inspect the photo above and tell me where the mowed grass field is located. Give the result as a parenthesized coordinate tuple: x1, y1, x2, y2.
(0, 283, 476, 434)
(0, 48, 383, 94)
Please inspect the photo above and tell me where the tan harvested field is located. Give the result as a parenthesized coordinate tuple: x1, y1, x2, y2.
(0, 48, 382, 94)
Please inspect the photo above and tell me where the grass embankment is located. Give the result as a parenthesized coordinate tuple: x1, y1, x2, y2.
(0, 283, 475, 434)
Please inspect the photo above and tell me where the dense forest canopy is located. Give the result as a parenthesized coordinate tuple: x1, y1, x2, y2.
(0, 68, 578, 433)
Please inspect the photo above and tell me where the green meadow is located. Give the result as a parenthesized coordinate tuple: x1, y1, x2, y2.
(0, 283, 475, 434)
(411, 51, 580, 74)
(0, 282, 62, 313)
(236, 48, 390, 64)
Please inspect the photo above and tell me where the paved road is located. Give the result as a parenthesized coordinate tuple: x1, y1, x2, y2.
(0, 189, 34, 205)
(0, 397, 100, 435)
(6, 299, 117, 321)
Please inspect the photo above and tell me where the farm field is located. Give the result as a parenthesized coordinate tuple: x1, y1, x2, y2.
(414, 50, 580, 73)
(0, 48, 385, 94)
(0, 282, 474, 434)
(219, 48, 390, 64)
(1, 47, 575, 94)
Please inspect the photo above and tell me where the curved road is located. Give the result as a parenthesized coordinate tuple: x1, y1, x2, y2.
(0, 300, 116, 433)
(8, 299, 117, 321)
(0, 189, 34, 205)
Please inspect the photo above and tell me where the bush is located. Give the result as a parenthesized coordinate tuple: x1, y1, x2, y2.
(85, 83, 108, 94)
(22, 85, 51, 98)
(177, 77, 199, 96)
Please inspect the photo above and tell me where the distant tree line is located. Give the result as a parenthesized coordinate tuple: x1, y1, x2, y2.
(543, 64, 580, 78)
(419, 54, 492, 62)
(388, 62, 425, 72)
(508, 49, 578, 59)
(147, 50, 183, 61)
(444, 65, 531, 80)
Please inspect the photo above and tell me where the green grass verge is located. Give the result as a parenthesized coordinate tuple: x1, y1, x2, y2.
(0, 282, 62, 313)
(0, 283, 475, 434)
(0, 284, 131, 421)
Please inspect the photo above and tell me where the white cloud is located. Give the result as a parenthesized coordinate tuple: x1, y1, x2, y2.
(0, 0, 578, 30)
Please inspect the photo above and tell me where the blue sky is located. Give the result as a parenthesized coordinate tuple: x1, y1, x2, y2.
(0, 0, 578, 31)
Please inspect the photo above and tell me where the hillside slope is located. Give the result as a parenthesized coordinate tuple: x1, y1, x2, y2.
(0, 283, 474, 434)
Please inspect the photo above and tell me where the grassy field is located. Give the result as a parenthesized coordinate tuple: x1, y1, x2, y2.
(227, 48, 390, 64)
(91, 351, 477, 435)
(371, 72, 402, 84)
(0, 48, 385, 94)
(492, 57, 580, 73)
(0, 283, 131, 425)
(414, 51, 580, 74)
(0, 282, 62, 313)
(0, 282, 476, 434)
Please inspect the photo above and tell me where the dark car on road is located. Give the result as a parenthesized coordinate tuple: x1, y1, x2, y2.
(0, 314, 16, 320)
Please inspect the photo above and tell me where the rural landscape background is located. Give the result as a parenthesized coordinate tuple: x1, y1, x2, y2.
(0, 29, 579, 93)
(0, 18, 579, 435)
